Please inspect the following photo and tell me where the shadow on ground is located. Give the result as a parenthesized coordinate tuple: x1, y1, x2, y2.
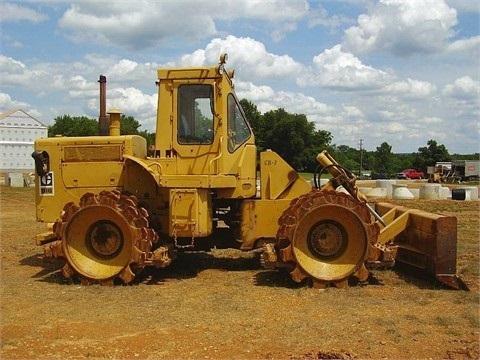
(19, 247, 457, 290)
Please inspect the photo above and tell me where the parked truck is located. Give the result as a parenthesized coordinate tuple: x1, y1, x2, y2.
(450, 159, 480, 181)
(31, 54, 466, 289)
(396, 168, 424, 179)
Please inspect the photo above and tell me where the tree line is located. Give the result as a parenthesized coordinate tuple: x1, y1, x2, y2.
(48, 114, 155, 145)
(240, 100, 478, 176)
(48, 100, 478, 177)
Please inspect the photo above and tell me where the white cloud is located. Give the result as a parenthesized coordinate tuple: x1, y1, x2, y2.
(239, 0, 308, 22)
(384, 79, 436, 99)
(422, 116, 443, 125)
(443, 76, 480, 100)
(111, 60, 138, 76)
(0, 93, 29, 111)
(59, 2, 215, 50)
(237, 80, 333, 117)
(440, 76, 480, 123)
(307, 3, 354, 30)
(445, 0, 479, 12)
(447, 35, 480, 57)
(0, 2, 47, 22)
(0, 55, 26, 73)
(0, 55, 48, 88)
(107, 87, 157, 114)
(57, 1, 309, 50)
(342, 105, 365, 119)
(236, 82, 276, 105)
(343, 0, 458, 56)
(385, 122, 407, 134)
(303, 45, 393, 89)
(83, 87, 158, 132)
(179, 36, 304, 81)
(0, 92, 42, 119)
(0, 52, 162, 130)
(67, 75, 98, 99)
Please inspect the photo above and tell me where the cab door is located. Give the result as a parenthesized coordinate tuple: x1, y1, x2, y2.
(173, 82, 221, 174)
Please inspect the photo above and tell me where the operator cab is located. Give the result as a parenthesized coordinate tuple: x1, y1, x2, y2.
(176, 80, 252, 152)
(154, 54, 256, 186)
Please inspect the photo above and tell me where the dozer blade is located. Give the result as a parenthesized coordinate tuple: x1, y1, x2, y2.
(375, 202, 468, 290)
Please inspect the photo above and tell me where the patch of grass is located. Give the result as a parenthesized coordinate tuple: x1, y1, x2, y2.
(434, 315, 454, 327)
(412, 329, 426, 337)
(374, 318, 396, 327)
(404, 313, 420, 322)
(385, 327, 402, 343)
(462, 309, 480, 328)
(373, 269, 405, 286)
(299, 172, 332, 181)
(412, 296, 432, 306)
(452, 291, 480, 304)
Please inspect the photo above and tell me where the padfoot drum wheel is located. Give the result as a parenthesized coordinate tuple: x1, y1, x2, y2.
(275, 190, 379, 288)
(53, 190, 157, 285)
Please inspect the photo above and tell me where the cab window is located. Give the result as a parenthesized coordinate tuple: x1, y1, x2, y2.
(178, 84, 214, 144)
(227, 94, 251, 152)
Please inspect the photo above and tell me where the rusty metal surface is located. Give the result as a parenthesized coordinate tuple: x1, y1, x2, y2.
(375, 202, 467, 290)
(98, 75, 109, 136)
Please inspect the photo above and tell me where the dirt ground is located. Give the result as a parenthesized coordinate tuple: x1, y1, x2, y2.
(1, 184, 479, 360)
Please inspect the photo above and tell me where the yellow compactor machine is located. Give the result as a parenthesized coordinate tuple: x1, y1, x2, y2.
(32, 54, 466, 289)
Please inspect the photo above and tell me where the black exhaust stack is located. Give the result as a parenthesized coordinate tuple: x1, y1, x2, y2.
(98, 75, 108, 136)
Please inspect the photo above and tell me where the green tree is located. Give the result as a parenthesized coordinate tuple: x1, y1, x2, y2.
(121, 114, 156, 148)
(374, 142, 393, 175)
(264, 109, 303, 169)
(259, 108, 333, 171)
(240, 99, 262, 133)
(240, 99, 264, 149)
(138, 130, 155, 147)
(331, 145, 359, 173)
(305, 128, 334, 171)
(413, 139, 450, 171)
(120, 115, 142, 135)
(48, 113, 155, 149)
(48, 115, 98, 137)
(361, 151, 375, 175)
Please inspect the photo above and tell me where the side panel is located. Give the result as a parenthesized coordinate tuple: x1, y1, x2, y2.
(61, 162, 124, 188)
(237, 151, 315, 249)
(34, 135, 147, 223)
(260, 150, 312, 200)
(215, 143, 257, 199)
(238, 198, 293, 250)
(465, 161, 480, 178)
(169, 188, 213, 238)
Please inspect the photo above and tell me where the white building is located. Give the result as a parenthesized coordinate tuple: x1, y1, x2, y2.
(0, 109, 48, 172)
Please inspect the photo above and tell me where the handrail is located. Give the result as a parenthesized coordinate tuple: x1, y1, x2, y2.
(208, 136, 223, 175)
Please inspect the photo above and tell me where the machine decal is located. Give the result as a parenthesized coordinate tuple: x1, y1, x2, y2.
(39, 171, 54, 196)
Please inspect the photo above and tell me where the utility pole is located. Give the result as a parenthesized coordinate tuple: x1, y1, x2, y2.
(358, 138, 363, 177)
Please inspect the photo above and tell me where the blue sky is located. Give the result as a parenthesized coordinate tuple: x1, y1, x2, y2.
(1, 0, 479, 154)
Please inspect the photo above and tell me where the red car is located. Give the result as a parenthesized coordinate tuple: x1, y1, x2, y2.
(396, 168, 424, 179)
